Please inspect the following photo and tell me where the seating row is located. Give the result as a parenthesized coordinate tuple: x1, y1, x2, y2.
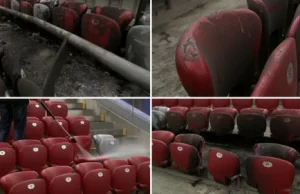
(0, 157, 150, 194)
(152, 132, 297, 194)
(176, 0, 300, 96)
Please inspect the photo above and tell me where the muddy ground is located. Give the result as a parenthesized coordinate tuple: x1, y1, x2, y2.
(152, 0, 249, 97)
(0, 20, 148, 97)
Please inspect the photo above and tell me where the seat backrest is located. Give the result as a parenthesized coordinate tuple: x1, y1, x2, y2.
(282, 99, 300, 109)
(41, 166, 74, 183)
(65, 116, 90, 136)
(176, 9, 261, 96)
(163, 99, 178, 107)
(71, 136, 92, 155)
(211, 99, 231, 108)
(252, 38, 297, 96)
(42, 117, 69, 137)
(0, 146, 16, 178)
(60, 1, 87, 16)
(25, 119, 44, 140)
(232, 99, 254, 112)
(255, 99, 280, 112)
(128, 156, 150, 169)
(193, 99, 211, 107)
(27, 101, 45, 120)
(152, 131, 174, 145)
(178, 99, 194, 108)
(45, 101, 68, 118)
(174, 134, 205, 153)
(103, 159, 128, 171)
(287, 14, 300, 73)
(152, 99, 163, 107)
(75, 162, 104, 178)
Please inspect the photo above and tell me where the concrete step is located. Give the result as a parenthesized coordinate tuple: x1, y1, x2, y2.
(91, 121, 114, 129)
(66, 103, 83, 110)
(68, 109, 96, 117)
(90, 128, 124, 136)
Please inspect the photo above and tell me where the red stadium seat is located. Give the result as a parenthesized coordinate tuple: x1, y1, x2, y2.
(12, 140, 47, 173)
(170, 134, 205, 174)
(208, 148, 240, 185)
(254, 143, 298, 164)
(186, 107, 211, 134)
(25, 119, 44, 140)
(81, 13, 121, 53)
(0, 171, 47, 194)
(65, 116, 90, 136)
(246, 156, 295, 194)
(41, 166, 81, 194)
(152, 131, 174, 167)
(91, 6, 134, 33)
(193, 99, 211, 107)
(165, 106, 189, 133)
(0, 0, 11, 8)
(70, 136, 93, 164)
(252, 38, 297, 96)
(27, 101, 45, 120)
(176, 9, 261, 96)
(42, 117, 69, 137)
(52, 7, 79, 34)
(210, 108, 237, 135)
(75, 162, 111, 194)
(178, 99, 194, 108)
(41, 137, 74, 166)
(136, 161, 150, 194)
(237, 108, 269, 138)
(60, 1, 87, 16)
(247, 0, 290, 70)
(211, 99, 231, 108)
(152, 99, 163, 107)
(162, 99, 178, 107)
(20, 1, 33, 15)
(44, 101, 68, 118)
(282, 99, 300, 109)
(0, 143, 16, 178)
(103, 159, 136, 194)
(270, 109, 300, 142)
(255, 99, 280, 112)
(127, 156, 150, 169)
(232, 99, 253, 112)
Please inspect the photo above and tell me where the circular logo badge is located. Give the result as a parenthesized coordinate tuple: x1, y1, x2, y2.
(177, 146, 183, 151)
(92, 18, 99, 25)
(110, 141, 115, 145)
(33, 147, 39, 152)
(263, 161, 273, 168)
(27, 184, 35, 190)
(98, 172, 103, 177)
(61, 145, 67, 149)
(125, 168, 130, 173)
(217, 115, 223, 119)
(32, 123, 37, 127)
(65, 177, 72, 182)
(35, 104, 40, 108)
(80, 121, 85, 124)
(57, 105, 62, 108)
(284, 118, 291, 123)
(0, 151, 5, 156)
(287, 63, 293, 84)
(216, 152, 223, 158)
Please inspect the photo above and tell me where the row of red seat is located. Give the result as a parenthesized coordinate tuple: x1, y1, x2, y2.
(152, 131, 297, 194)
(153, 99, 300, 142)
(176, 0, 300, 96)
(28, 100, 68, 119)
(0, 157, 150, 194)
(0, 0, 134, 53)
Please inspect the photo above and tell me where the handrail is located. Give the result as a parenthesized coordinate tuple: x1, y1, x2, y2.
(0, 6, 150, 91)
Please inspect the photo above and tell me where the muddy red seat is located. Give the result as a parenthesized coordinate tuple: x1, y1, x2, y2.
(255, 99, 280, 113)
(52, 7, 79, 34)
(211, 99, 231, 108)
(152, 99, 163, 107)
(246, 156, 295, 194)
(165, 106, 189, 133)
(0, 171, 47, 194)
(178, 99, 194, 108)
(81, 13, 121, 53)
(237, 108, 269, 138)
(232, 99, 253, 112)
(136, 161, 150, 194)
(270, 109, 300, 142)
(75, 162, 111, 194)
(252, 38, 297, 96)
(208, 148, 240, 185)
(91, 6, 134, 33)
(0, 0, 11, 8)
(194, 99, 211, 107)
(42, 116, 69, 137)
(247, 0, 290, 70)
(20, 1, 34, 15)
(210, 108, 237, 135)
(103, 159, 137, 194)
(41, 166, 81, 194)
(60, 1, 87, 17)
(254, 143, 299, 164)
(65, 116, 90, 136)
(282, 99, 300, 109)
(0, 143, 16, 178)
(128, 156, 150, 169)
(41, 137, 74, 166)
(45, 101, 68, 118)
(186, 107, 211, 134)
(152, 131, 174, 166)
(162, 99, 178, 107)
(12, 140, 47, 173)
(170, 134, 205, 174)
(27, 101, 45, 120)
(176, 9, 261, 96)
(25, 119, 44, 140)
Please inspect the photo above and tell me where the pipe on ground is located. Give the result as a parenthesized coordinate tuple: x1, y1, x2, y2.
(0, 6, 150, 91)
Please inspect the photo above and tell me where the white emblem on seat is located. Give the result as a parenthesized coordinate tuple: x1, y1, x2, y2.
(80, 121, 85, 124)
(32, 122, 37, 127)
(177, 146, 183, 151)
(216, 152, 223, 158)
(65, 177, 72, 182)
(58, 122, 63, 125)
(110, 141, 115, 145)
(98, 172, 103, 177)
(33, 147, 39, 152)
(263, 161, 273, 168)
(61, 145, 66, 149)
(57, 105, 61, 108)
(0, 151, 5, 156)
(35, 104, 40, 108)
(125, 168, 130, 173)
(28, 184, 35, 190)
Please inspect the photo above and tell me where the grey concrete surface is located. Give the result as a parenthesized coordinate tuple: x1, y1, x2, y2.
(152, 0, 248, 96)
